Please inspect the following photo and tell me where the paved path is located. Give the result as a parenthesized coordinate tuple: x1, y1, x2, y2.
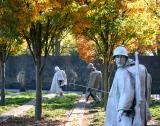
(64, 94, 160, 126)
(151, 94, 160, 100)
(0, 91, 86, 125)
(65, 94, 88, 126)
(0, 93, 20, 100)
(0, 91, 159, 126)
(0, 93, 56, 123)
(147, 119, 159, 126)
(148, 94, 160, 126)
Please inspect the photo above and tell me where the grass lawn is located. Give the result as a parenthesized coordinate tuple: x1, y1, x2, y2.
(1, 93, 80, 126)
(89, 99, 160, 126)
(149, 99, 160, 124)
(0, 91, 36, 114)
(89, 101, 105, 126)
(5, 90, 18, 95)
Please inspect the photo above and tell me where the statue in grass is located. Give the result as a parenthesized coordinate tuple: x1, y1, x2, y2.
(50, 66, 67, 97)
(86, 63, 102, 103)
(17, 70, 26, 92)
(66, 69, 78, 90)
(104, 46, 152, 126)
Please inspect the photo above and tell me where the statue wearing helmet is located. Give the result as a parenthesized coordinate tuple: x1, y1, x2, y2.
(17, 70, 26, 92)
(113, 45, 128, 58)
(86, 63, 102, 102)
(87, 63, 94, 69)
(50, 66, 67, 97)
(104, 46, 152, 126)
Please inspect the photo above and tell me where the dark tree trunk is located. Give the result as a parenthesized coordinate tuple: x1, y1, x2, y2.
(157, 49, 160, 56)
(156, 34, 160, 55)
(0, 61, 5, 105)
(35, 59, 42, 120)
(55, 39, 61, 56)
(52, 38, 61, 56)
(103, 57, 109, 107)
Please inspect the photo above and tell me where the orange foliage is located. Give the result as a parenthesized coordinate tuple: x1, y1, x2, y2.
(72, 6, 92, 34)
(10, 0, 68, 33)
(76, 35, 95, 63)
(116, 0, 127, 10)
(126, 7, 146, 16)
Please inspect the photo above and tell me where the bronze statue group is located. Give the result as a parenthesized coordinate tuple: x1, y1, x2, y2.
(49, 45, 152, 126)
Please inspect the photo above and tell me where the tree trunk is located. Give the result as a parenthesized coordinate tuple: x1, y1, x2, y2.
(55, 39, 61, 56)
(0, 61, 5, 105)
(103, 57, 110, 109)
(35, 59, 42, 120)
(157, 49, 160, 56)
(156, 34, 160, 55)
(52, 38, 61, 56)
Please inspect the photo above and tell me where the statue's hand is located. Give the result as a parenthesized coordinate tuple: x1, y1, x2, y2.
(117, 110, 124, 122)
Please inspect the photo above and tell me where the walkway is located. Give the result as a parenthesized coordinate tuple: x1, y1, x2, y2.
(65, 94, 89, 126)
(0, 91, 90, 126)
(0, 93, 56, 123)
(0, 92, 20, 100)
(0, 91, 159, 126)
(147, 119, 159, 126)
(151, 94, 160, 100)
(147, 94, 160, 126)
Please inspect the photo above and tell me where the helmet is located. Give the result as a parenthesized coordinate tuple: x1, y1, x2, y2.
(55, 66, 60, 71)
(87, 63, 94, 69)
(113, 46, 128, 58)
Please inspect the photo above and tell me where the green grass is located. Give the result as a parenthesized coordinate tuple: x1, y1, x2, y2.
(150, 99, 160, 124)
(42, 93, 79, 119)
(26, 93, 79, 119)
(1, 93, 80, 125)
(89, 101, 105, 126)
(88, 99, 160, 126)
(0, 91, 35, 114)
(0, 90, 18, 96)
(5, 90, 18, 95)
(0, 90, 50, 114)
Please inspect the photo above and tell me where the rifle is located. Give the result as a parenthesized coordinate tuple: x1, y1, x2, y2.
(133, 52, 144, 126)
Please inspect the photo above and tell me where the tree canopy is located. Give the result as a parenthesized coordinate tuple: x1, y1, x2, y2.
(0, 0, 159, 118)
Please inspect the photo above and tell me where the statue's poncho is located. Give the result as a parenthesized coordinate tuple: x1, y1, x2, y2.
(104, 59, 151, 126)
(50, 68, 67, 93)
(88, 69, 102, 89)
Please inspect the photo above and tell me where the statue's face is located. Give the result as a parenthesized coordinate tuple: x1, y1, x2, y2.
(115, 55, 127, 68)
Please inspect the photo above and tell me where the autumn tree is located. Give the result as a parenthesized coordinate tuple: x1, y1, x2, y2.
(76, 35, 95, 63)
(57, 31, 77, 56)
(0, 38, 20, 105)
(72, 0, 127, 101)
(143, 0, 160, 55)
(0, 1, 21, 105)
(123, 0, 159, 55)
(1, 0, 75, 120)
(0, 38, 11, 105)
(72, 0, 159, 102)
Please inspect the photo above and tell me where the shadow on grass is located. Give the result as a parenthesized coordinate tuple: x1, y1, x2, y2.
(43, 94, 79, 110)
(150, 99, 160, 107)
(88, 101, 105, 126)
(1, 91, 35, 106)
(150, 99, 160, 124)
(5, 97, 34, 106)
(1, 93, 79, 125)
(0, 116, 64, 126)
(0, 92, 35, 114)
(90, 100, 105, 109)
